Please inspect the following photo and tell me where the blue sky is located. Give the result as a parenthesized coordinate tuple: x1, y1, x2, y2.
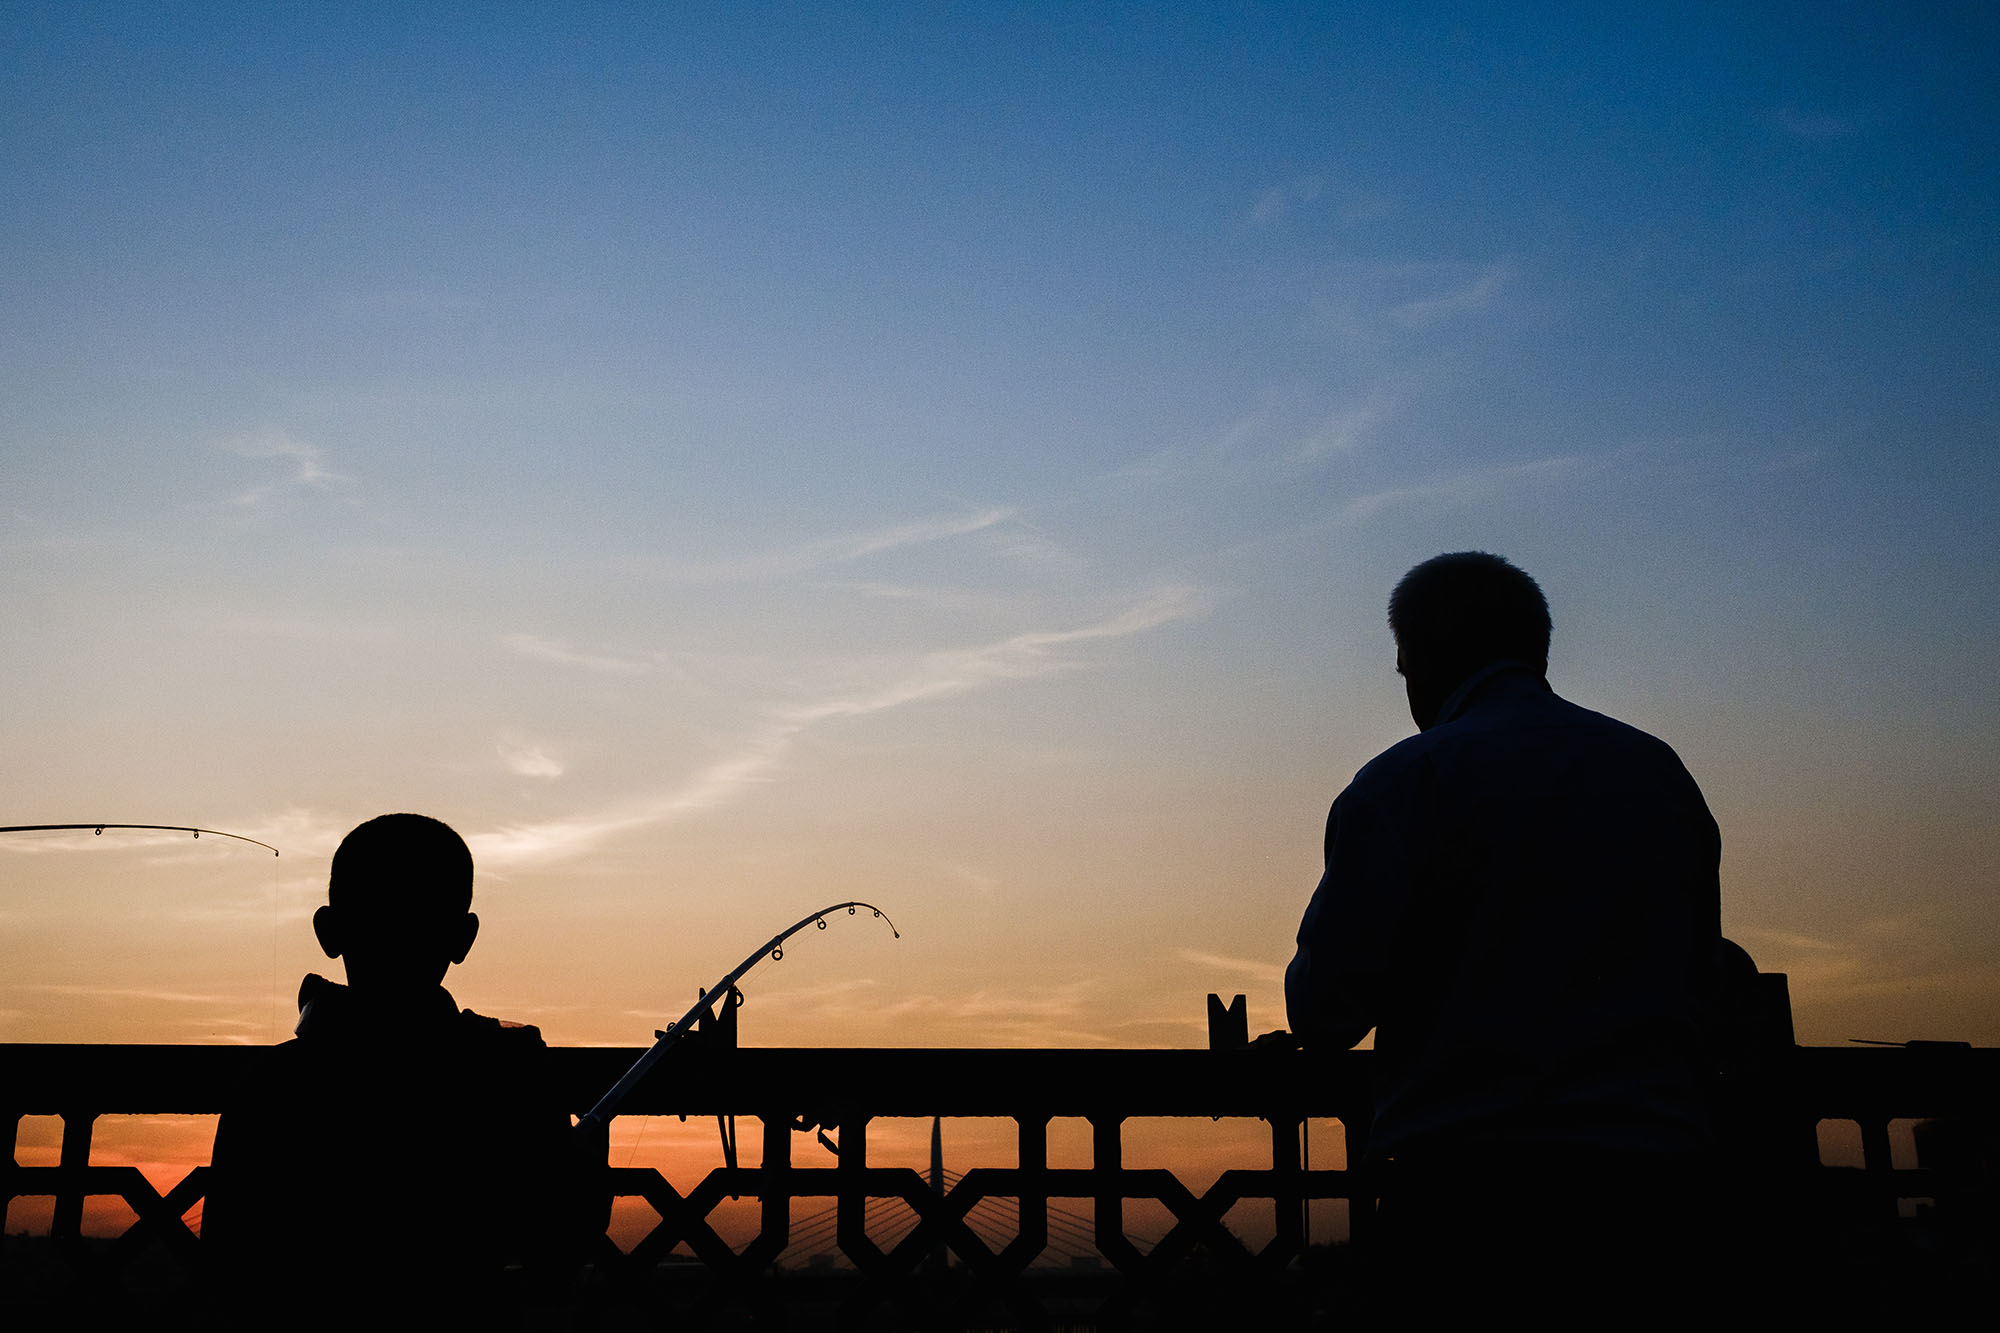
(3, 2, 1996, 1051)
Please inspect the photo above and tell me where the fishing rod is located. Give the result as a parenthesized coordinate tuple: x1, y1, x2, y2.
(580, 900, 899, 1130)
(0, 824, 280, 856)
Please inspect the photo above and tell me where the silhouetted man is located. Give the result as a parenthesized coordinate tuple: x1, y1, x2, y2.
(206, 814, 602, 1323)
(1286, 553, 1720, 1318)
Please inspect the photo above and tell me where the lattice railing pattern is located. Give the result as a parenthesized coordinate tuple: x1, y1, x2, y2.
(6, 1041, 1995, 1320)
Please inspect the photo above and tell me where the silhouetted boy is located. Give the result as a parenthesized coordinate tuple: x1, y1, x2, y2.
(206, 814, 601, 1321)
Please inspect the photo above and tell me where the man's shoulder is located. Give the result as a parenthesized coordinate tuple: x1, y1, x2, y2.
(1538, 693, 1699, 772)
(1445, 683, 1686, 759)
(1341, 728, 1449, 810)
(1354, 685, 1703, 799)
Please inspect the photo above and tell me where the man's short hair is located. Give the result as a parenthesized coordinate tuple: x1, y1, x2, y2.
(1388, 552, 1552, 675)
(329, 813, 474, 918)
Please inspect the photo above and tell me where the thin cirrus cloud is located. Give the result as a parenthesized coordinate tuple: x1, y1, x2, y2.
(1247, 176, 1325, 227)
(645, 508, 1018, 585)
(502, 634, 655, 676)
(1175, 948, 1286, 988)
(1306, 258, 1516, 343)
(1293, 388, 1407, 464)
(1337, 450, 1606, 524)
(747, 978, 1114, 1045)
(1114, 382, 1407, 488)
(1389, 260, 1515, 329)
(498, 737, 565, 779)
(217, 431, 350, 506)
(15, 983, 236, 1006)
(473, 584, 1210, 870)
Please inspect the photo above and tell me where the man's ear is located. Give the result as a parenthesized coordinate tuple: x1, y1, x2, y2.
(449, 912, 479, 966)
(312, 905, 343, 960)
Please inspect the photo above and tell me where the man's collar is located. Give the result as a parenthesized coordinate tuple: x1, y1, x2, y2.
(1431, 660, 1549, 728)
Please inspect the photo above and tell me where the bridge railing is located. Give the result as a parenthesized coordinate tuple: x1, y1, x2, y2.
(5, 1038, 1996, 1320)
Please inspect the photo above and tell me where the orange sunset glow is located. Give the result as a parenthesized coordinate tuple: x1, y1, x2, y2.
(5, 7, 1996, 1318)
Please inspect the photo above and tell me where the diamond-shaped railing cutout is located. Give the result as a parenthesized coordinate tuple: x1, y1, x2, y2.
(607, 1193, 663, 1256)
(938, 1185, 1022, 1264)
(1217, 1195, 1274, 1260)
(603, 1114, 794, 1264)
(82, 1193, 142, 1239)
(1093, 1115, 1291, 1265)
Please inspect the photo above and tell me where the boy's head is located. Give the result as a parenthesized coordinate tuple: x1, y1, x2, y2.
(313, 813, 479, 993)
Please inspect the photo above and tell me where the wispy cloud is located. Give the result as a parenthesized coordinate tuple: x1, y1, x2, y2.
(1731, 919, 2000, 1018)
(474, 585, 1209, 869)
(227, 808, 350, 861)
(1293, 388, 1403, 463)
(753, 977, 945, 1026)
(11, 983, 235, 1005)
(218, 430, 350, 506)
(817, 582, 1023, 615)
(650, 508, 1016, 584)
(1338, 450, 1605, 523)
(1248, 176, 1324, 227)
(1245, 176, 1392, 230)
(1390, 260, 1514, 328)
(775, 583, 1208, 725)
(949, 980, 1115, 1046)
(502, 634, 655, 675)
(498, 736, 565, 779)
(1305, 258, 1517, 343)
(1175, 948, 1286, 987)
(1123, 380, 1411, 487)
(744, 977, 1117, 1045)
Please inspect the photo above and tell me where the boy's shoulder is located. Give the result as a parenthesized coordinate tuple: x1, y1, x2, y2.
(456, 1006, 548, 1050)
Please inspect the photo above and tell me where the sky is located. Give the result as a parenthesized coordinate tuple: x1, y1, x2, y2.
(4, 0, 1998, 1096)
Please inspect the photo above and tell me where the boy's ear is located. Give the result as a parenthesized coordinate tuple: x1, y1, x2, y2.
(449, 911, 479, 966)
(312, 905, 343, 960)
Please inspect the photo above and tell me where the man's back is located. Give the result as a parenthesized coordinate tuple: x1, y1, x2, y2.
(1291, 665, 1721, 1156)
(1286, 554, 1724, 1319)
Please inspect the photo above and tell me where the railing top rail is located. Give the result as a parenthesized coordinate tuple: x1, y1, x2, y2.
(3, 1042, 1996, 1121)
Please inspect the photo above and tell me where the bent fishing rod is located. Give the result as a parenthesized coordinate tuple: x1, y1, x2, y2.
(0, 824, 280, 855)
(581, 900, 899, 1130)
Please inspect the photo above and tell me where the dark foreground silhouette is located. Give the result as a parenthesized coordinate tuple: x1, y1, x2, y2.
(1286, 553, 1723, 1321)
(203, 813, 602, 1325)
